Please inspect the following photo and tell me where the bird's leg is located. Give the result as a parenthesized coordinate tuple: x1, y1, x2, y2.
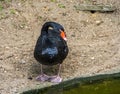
(36, 64, 49, 82)
(49, 64, 62, 83)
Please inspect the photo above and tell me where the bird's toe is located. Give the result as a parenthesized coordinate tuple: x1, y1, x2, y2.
(49, 76, 62, 83)
(36, 74, 49, 82)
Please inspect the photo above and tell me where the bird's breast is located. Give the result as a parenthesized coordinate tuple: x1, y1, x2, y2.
(41, 47, 58, 59)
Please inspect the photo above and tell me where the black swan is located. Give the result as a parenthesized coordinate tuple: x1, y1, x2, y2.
(34, 21, 69, 83)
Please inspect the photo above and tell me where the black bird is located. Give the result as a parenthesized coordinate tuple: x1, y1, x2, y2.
(34, 22, 69, 83)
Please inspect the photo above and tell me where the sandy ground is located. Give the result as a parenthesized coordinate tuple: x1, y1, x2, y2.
(0, 0, 120, 94)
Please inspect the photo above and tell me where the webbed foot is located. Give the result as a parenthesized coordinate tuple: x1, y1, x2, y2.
(36, 74, 49, 82)
(49, 76, 62, 83)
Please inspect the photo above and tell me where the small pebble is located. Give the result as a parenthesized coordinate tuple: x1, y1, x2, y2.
(18, 3, 21, 6)
(91, 57, 95, 60)
(4, 70, 7, 73)
(95, 20, 103, 26)
(20, 60, 26, 64)
(6, 54, 14, 59)
(0, 57, 3, 60)
(28, 76, 33, 80)
(16, 68, 19, 71)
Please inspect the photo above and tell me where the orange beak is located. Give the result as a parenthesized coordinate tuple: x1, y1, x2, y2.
(60, 30, 67, 41)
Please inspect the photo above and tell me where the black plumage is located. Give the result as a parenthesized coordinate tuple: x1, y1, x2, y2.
(34, 22, 68, 83)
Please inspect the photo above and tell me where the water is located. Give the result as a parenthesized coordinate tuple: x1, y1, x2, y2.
(22, 73, 120, 94)
(63, 79, 120, 94)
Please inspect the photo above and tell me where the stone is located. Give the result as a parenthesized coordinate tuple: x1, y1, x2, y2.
(74, 4, 116, 12)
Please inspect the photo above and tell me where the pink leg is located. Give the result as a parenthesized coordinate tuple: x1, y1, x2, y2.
(36, 64, 49, 82)
(49, 64, 62, 83)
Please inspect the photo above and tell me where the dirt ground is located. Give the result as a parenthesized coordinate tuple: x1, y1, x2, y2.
(0, 0, 120, 94)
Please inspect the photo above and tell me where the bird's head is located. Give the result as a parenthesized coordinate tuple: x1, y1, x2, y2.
(41, 21, 67, 41)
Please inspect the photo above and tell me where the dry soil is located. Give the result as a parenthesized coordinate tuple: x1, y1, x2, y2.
(0, 0, 120, 94)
